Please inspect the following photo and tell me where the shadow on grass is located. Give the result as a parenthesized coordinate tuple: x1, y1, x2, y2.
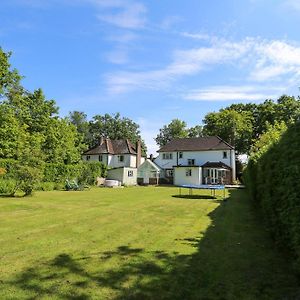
(172, 194, 216, 200)
(3, 190, 300, 299)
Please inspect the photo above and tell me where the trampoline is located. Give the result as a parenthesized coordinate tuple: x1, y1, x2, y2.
(177, 184, 226, 199)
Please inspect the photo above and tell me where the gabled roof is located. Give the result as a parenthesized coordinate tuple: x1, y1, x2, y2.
(157, 136, 234, 152)
(139, 159, 162, 171)
(83, 138, 137, 155)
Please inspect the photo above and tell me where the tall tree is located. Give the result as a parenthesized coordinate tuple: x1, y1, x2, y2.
(89, 113, 147, 153)
(203, 109, 253, 154)
(155, 119, 189, 147)
(188, 125, 203, 138)
(0, 48, 21, 97)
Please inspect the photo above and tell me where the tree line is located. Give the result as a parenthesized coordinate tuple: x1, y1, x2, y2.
(1, 47, 300, 193)
(155, 97, 300, 154)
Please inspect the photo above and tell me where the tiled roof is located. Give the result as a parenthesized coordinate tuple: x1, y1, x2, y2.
(83, 138, 137, 155)
(158, 136, 234, 152)
(201, 161, 232, 170)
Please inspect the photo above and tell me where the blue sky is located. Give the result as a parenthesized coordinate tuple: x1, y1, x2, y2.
(1, 0, 300, 154)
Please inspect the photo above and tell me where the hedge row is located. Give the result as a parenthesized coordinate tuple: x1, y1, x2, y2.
(0, 159, 107, 186)
(244, 121, 300, 271)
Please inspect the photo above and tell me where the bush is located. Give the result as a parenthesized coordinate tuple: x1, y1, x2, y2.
(78, 162, 107, 185)
(35, 182, 56, 191)
(244, 121, 300, 271)
(0, 179, 17, 195)
(44, 162, 107, 185)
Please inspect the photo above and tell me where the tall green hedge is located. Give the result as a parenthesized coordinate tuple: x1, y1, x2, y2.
(244, 121, 300, 270)
(0, 159, 107, 187)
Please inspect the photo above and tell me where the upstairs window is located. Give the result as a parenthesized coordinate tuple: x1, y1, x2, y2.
(179, 152, 183, 159)
(223, 151, 228, 159)
(188, 159, 195, 166)
(186, 169, 192, 176)
(128, 170, 133, 177)
(118, 155, 124, 162)
(162, 153, 173, 160)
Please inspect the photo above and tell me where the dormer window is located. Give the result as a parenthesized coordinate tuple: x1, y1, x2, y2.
(223, 151, 228, 159)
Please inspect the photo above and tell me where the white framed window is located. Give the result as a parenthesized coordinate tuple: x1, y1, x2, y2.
(179, 152, 183, 159)
(188, 159, 195, 166)
(162, 153, 173, 160)
(118, 155, 124, 162)
(186, 169, 192, 176)
(128, 170, 133, 177)
(86, 155, 90, 161)
(98, 155, 103, 162)
(165, 169, 173, 177)
(223, 151, 228, 159)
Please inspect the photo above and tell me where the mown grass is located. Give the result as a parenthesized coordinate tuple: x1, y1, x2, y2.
(0, 187, 299, 299)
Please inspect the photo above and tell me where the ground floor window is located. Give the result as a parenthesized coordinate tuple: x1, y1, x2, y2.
(165, 169, 173, 177)
(186, 168, 192, 176)
(118, 155, 124, 162)
(128, 170, 133, 177)
(99, 155, 103, 162)
(86, 155, 90, 161)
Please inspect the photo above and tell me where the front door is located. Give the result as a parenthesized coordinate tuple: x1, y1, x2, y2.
(209, 168, 218, 184)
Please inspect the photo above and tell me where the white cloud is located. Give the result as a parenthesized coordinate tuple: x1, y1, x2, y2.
(106, 37, 300, 96)
(181, 32, 211, 41)
(283, 0, 300, 10)
(106, 49, 129, 64)
(96, 1, 147, 29)
(183, 86, 284, 102)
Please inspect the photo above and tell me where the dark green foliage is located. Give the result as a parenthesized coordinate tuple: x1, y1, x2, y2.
(78, 162, 107, 185)
(0, 179, 16, 195)
(204, 96, 300, 154)
(244, 121, 300, 271)
(34, 182, 56, 191)
(43, 162, 107, 185)
(88, 112, 147, 154)
(155, 119, 201, 147)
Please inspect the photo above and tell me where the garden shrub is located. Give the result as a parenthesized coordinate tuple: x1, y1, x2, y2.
(244, 121, 300, 271)
(44, 162, 107, 184)
(35, 182, 56, 191)
(0, 179, 17, 195)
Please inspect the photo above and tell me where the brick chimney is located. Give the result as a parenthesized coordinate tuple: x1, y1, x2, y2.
(136, 140, 141, 168)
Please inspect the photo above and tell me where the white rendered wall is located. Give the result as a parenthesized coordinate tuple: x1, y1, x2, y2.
(107, 167, 137, 185)
(154, 150, 233, 169)
(174, 167, 202, 186)
(82, 154, 108, 163)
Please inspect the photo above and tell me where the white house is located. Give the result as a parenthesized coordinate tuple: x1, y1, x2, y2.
(82, 138, 144, 185)
(154, 136, 236, 186)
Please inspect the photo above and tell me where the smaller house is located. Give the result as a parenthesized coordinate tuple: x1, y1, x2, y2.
(82, 138, 144, 185)
(137, 159, 162, 185)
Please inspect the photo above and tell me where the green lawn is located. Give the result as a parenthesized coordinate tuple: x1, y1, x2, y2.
(0, 187, 299, 300)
